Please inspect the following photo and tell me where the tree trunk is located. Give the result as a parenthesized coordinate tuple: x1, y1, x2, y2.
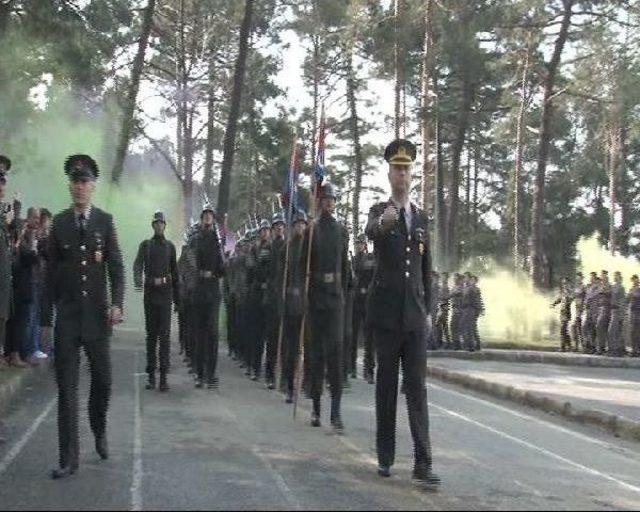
(420, 0, 434, 212)
(435, 95, 446, 268)
(183, 107, 195, 223)
(217, 0, 254, 217)
(203, 55, 216, 201)
(445, 78, 474, 269)
(618, 124, 630, 255)
(608, 118, 621, 255)
(530, 0, 574, 288)
(345, 48, 363, 237)
(111, 0, 156, 183)
(311, 35, 319, 167)
(512, 45, 531, 273)
(393, 0, 402, 139)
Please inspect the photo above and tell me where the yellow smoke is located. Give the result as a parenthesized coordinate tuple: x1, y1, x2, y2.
(576, 234, 639, 283)
(475, 268, 557, 347)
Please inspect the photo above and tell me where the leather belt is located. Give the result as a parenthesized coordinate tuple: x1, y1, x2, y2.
(150, 276, 169, 286)
(260, 283, 268, 290)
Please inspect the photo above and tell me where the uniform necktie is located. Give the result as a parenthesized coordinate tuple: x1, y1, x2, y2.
(78, 213, 86, 238)
(399, 207, 408, 236)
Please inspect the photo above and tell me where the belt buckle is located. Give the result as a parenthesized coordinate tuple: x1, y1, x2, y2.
(323, 273, 335, 284)
(261, 283, 268, 290)
(202, 271, 213, 279)
(153, 277, 163, 286)
(360, 288, 367, 294)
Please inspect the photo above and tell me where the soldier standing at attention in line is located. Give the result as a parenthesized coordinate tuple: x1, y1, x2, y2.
(133, 211, 180, 392)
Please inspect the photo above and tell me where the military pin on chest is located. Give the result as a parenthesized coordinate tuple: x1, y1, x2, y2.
(94, 232, 104, 263)
(415, 227, 426, 256)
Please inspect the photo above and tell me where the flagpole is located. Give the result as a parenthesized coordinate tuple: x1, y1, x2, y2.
(293, 105, 324, 419)
(275, 136, 297, 393)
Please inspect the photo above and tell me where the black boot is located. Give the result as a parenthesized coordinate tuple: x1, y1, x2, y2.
(159, 372, 169, 392)
(412, 462, 440, 491)
(51, 466, 76, 480)
(330, 396, 344, 434)
(95, 434, 109, 460)
(145, 373, 156, 390)
(311, 399, 321, 427)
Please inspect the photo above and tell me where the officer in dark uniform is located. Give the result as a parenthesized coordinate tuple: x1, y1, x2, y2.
(307, 182, 349, 432)
(351, 233, 375, 383)
(435, 272, 451, 349)
(190, 204, 225, 389)
(282, 210, 308, 403)
(365, 139, 440, 489)
(133, 211, 180, 392)
(41, 155, 125, 480)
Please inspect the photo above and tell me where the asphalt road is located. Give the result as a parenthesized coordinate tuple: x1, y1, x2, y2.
(1, 329, 640, 511)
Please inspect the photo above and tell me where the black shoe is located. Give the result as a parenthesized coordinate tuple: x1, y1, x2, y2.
(251, 373, 258, 381)
(377, 465, 391, 478)
(267, 381, 275, 390)
(331, 418, 345, 434)
(145, 374, 156, 390)
(159, 374, 169, 393)
(95, 435, 109, 460)
(285, 393, 293, 404)
(51, 466, 76, 480)
(412, 465, 441, 491)
(195, 379, 204, 389)
(310, 414, 321, 427)
(350, 372, 357, 379)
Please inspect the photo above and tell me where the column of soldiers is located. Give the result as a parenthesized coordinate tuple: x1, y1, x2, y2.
(427, 272, 485, 352)
(36, 141, 442, 488)
(552, 270, 640, 357)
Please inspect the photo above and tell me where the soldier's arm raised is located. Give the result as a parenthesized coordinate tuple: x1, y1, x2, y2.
(365, 204, 385, 241)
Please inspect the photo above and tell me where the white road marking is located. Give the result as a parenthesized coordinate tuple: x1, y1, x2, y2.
(0, 396, 56, 476)
(221, 404, 302, 511)
(130, 352, 144, 512)
(431, 402, 640, 495)
(428, 380, 639, 455)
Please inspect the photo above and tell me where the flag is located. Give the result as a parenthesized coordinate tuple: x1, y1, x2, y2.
(282, 136, 300, 225)
(314, 106, 326, 196)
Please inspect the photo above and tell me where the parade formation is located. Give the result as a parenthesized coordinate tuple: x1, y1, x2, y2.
(0, 138, 449, 490)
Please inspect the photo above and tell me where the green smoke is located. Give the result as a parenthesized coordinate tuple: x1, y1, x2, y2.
(4, 88, 183, 330)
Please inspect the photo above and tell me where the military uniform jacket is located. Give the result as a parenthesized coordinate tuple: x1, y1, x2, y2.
(307, 214, 349, 311)
(178, 243, 198, 303)
(572, 284, 586, 314)
(42, 206, 125, 340)
(610, 283, 626, 310)
(133, 235, 179, 306)
(189, 227, 224, 304)
(438, 283, 450, 311)
(627, 286, 640, 314)
(552, 290, 572, 321)
(284, 235, 307, 317)
(365, 201, 432, 332)
(270, 236, 286, 309)
(248, 240, 273, 305)
(352, 251, 375, 303)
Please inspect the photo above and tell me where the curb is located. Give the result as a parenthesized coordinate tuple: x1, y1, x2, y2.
(427, 364, 640, 444)
(427, 349, 640, 369)
(0, 363, 51, 415)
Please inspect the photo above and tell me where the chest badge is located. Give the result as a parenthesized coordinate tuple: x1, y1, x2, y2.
(95, 232, 104, 263)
